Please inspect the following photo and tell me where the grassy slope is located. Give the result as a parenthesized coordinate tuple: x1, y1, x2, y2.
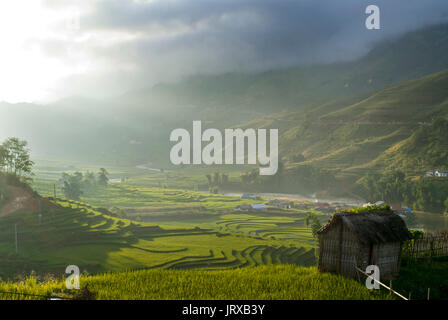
(0, 265, 391, 300)
(320, 69, 448, 122)
(239, 69, 448, 181)
(362, 117, 448, 176)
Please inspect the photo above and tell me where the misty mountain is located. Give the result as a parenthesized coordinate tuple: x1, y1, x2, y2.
(271, 69, 448, 180)
(120, 23, 448, 114)
(1, 23, 448, 167)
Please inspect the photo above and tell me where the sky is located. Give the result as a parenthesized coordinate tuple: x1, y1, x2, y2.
(0, 0, 448, 103)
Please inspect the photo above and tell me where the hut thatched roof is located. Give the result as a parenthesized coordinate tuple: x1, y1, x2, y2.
(317, 209, 412, 244)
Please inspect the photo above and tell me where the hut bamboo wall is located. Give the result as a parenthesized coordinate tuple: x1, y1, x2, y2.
(318, 215, 404, 279)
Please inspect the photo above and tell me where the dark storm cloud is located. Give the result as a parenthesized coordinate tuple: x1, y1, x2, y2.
(43, 0, 448, 98)
(82, 0, 448, 62)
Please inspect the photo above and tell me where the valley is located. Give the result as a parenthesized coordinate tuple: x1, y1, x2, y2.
(1, 19, 448, 301)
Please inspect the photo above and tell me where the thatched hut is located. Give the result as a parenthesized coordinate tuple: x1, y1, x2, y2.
(317, 209, 412, 280)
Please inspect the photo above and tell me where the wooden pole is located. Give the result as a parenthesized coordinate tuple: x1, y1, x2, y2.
(355, 266, 408, 300)
(427, 288, 430, 300)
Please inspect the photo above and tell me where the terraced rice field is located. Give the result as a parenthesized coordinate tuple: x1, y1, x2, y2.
(215, 213, 320, 245)
(0, 198, 318, 279)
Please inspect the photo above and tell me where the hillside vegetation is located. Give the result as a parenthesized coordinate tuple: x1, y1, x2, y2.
(368, 118, 448, 174)
(276, 69, 448, 175)
(0, 265, 391, 300)
(226, 68, 448, 197)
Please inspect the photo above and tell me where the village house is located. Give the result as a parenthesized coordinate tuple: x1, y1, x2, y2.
(424, 170, 434, 178)
(317, 209, 412, 280)
(241, 193, 258, 200)
(268, 199, 294, 209)
(293, 202, 310, 209)
(314, 202, 335, 213)
(234, 204, 267, 212)
(389, 203, 402, 210)
(250, 204, 267, 211)
(315, 202, 331, 209)
(396, 206, 413, 215)
(234, 204, 252, 212)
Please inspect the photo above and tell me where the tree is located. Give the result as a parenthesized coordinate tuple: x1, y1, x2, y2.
(359, 170, 408, 204)
(360, 173, 378, 201)
(97, 168, 109, 187)
(221, 174, 229, 185)
(60, 172, 83, 200)
(305, 213, 322, 238)
(240, 169, 259, 185)
(205, 174, 212, 186)
(275, 160, 285, 187)
(213, 172, 220, 186)
(83, 171, 96, 190)
(0, 138, 34, 177)
(0, 145, 7, 170)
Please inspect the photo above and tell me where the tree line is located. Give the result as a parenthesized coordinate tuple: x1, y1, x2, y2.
(60, 168, 109, 200)
(238, 162, 336, 194)
(205, 172, 230, 194)
(359, 170, 448, 214)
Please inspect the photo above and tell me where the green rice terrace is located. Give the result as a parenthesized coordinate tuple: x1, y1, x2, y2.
(0, 174, 362, 300)
(2, 168, 426, 300)
(0, 179, 442, 300)
(0, 187, 321, 279)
